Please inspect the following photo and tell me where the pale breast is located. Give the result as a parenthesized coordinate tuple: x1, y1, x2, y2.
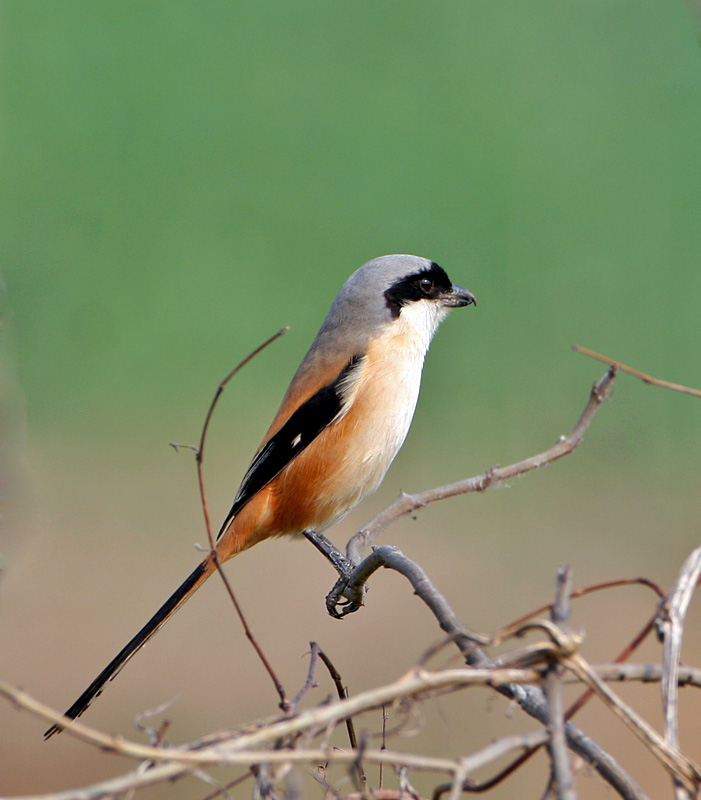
(266, 314, 438, 536)
(317, 327, 429, 518)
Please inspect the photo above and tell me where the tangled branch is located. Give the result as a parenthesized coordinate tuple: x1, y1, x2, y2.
(5, 353, 700, 799)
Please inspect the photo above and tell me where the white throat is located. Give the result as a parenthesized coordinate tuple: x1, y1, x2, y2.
(392, 300, 450, 356)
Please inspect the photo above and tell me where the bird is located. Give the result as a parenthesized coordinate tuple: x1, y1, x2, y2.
(45, 254, 475, 737)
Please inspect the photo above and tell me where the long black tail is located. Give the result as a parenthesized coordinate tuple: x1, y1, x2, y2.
(45, 558, 213, 738)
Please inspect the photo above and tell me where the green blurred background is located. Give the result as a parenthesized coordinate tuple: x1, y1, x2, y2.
(2, 2, 701, 798)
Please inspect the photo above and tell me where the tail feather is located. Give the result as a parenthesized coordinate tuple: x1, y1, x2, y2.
(45, 557, 214, 738)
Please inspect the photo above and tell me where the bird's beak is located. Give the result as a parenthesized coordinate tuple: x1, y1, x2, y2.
(442, 284, 476, 308)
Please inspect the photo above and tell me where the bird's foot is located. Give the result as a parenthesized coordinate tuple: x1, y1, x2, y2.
(303, 530, 366, 618)
(325, 575, 365, 619)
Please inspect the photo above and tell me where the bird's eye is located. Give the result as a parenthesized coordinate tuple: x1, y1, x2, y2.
(419, 278, 433, 293)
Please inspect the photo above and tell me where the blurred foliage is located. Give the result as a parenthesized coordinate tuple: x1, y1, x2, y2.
(2, 5, 701, 797)
(3, 1, 700, 459)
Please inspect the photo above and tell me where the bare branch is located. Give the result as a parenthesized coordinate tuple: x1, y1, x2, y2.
(544, 566, 575, 800)
(13, 353, 699, 800)
(6, 740, 553, 800)
(0, 667, 542, 762)
(346, 368, 617, 564)
(195, 327, 291, 710)
(431, 730, 550, 799)
(326, 547, 649, 800)
(565, 652, 701, 791)
(564, 609, 659, 722)
(566, 663, 701, 688)
(657, 545, 701, 799)
(340, 792, 418, 800)
(573, 345, 701, 398)
(316, 646, 362, 756)
(287, 642, 321, 713)
(506, 576, 665, 633)
(196, 325, 290, 547)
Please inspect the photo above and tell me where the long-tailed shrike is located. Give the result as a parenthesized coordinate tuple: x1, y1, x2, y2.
(46, 254, 475, 736)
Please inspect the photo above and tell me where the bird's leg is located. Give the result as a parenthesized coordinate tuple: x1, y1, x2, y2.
(303, 530, 353, 577)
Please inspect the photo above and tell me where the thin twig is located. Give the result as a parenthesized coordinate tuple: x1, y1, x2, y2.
(346, 368, 617, 565)
(0, 668, 540, 762)
(196, 326, 290, 547)
(3, 647, 677, 800)
(379, 705, 388, 790)
(317, 647, 361, 756)
(133, 698, 175, 747)
(5, 723, 550, 800)
(287, 642, 321, 713)
(340, 792, 418, 800)
(566, 663, 701, 687)
(565, 652, 701, 791)
(572, 345, 701, 398)
(431, 730, 551, 799)
(544, 566, 575, 800)
(657, 545, 701, 800)
(477, 607, 694, 791)
(396, 769, 420, 800)
(565, 611, 658, 721)
(505, 577, 665, 632)
(199, 771, 254, 800)
(449, 576, 665, 790)
(195, 327, 290, 710)
(328, 546, 649, 800)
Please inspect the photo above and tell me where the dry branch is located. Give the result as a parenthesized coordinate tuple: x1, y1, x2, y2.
(565, 652, 701, 792)
(8, 354, 700, 799)
(325, 546, 649, 800)
(544, 566, 575, 800)
(195, 327, 291, 710)
(345, 367, 617, 565)
(657, 545, 701, 799)
(572, 345, 701, 398)
(0, 666, 541, 760)
(0, 668, 546, 800)
(8, 545, 701, 800)
(565, 664, 701, 688)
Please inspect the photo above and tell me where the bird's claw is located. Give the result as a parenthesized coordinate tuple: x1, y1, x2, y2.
(325, 575, 365, 618)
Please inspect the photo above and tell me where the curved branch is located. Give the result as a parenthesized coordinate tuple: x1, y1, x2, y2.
(327, 546, 649, 800)
(346, 367, 617, 564)
(658, 545, 701, 799)
(573, 345, 701, 398)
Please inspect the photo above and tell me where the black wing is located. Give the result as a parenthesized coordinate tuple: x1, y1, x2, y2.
(217, 354, 363, 539)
